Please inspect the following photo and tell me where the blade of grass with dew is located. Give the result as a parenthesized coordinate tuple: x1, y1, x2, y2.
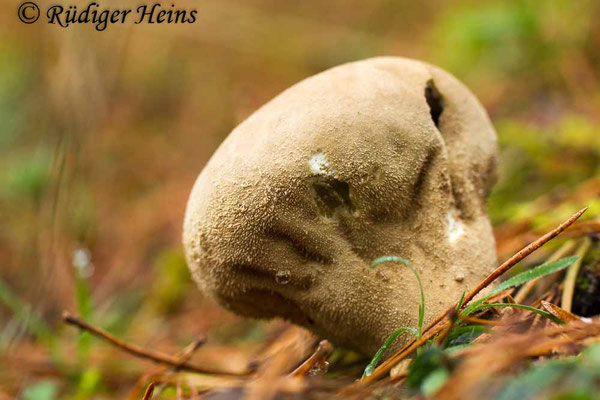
(370, 256, 425, 337)
(72, 248, 102, 398)
(74, 271, 101, 398)
(75, 273, 93, 364)
(462, 256, 578, 316)
(362, 327, 418, 378)
(469, 303, 563, 324)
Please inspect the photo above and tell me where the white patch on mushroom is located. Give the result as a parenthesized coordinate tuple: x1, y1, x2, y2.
(447, 211, 465, 244)
(309, 152, 336, 177)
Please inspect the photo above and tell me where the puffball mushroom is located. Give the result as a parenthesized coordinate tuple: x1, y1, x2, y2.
(183, 57, 498, 356)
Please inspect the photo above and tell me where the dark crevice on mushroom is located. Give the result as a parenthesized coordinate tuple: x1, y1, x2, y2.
(267, 228, 332, 264)
(335, 217, 374, 263)
(425, 79, 444, 128)
(222, 288, 313, 326)
(412, 144, 438, 207)
(310, 177, 355, 217)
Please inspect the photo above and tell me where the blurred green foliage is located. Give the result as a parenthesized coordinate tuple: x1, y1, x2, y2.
(0, 147, 52, 204)
(432, 0, 595, 91)
(494, 343, 600, 400)
(490, 114, 600, 224)
(21, 379, 60, 400)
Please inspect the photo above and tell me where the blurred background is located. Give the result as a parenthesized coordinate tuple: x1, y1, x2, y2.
(1, 0, 599, 398)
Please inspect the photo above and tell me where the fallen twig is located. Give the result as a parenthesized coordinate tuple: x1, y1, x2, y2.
(172, 338, 207, 369)
(62, 311, 247, 376)
(142, 382, 155, 400)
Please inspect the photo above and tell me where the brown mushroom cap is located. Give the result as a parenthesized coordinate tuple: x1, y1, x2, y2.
(183, 57, 498, 356)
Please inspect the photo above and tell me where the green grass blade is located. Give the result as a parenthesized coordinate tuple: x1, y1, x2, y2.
(488, 256, 578, 297)
(446, 324, 487, 345)
(456, 291, 466, 312)
(462, 256, 578, 316)
(470, 303, 564, 324)
(75, 275, 93, 322)
(462, 297, 488, 316)
(371, 256, 425, 337)
(74, 273, 93, 365)
(362, 327, 419, 378)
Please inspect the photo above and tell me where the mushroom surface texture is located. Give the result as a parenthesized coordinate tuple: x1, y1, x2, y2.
(183, 57, 498, 356)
